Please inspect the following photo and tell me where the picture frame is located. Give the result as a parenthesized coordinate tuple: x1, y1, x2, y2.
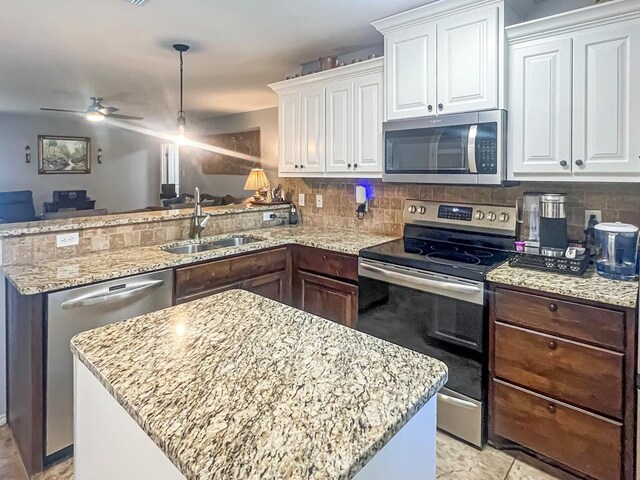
(38, 135, 91, 174)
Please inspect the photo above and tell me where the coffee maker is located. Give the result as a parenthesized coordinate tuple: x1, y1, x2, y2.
(539, 193, 568, 254)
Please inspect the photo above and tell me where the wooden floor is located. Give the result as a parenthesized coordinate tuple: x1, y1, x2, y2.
(0, 424, 569, 480)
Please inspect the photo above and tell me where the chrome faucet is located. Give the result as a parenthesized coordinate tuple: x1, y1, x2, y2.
(190, 187, 210, 240)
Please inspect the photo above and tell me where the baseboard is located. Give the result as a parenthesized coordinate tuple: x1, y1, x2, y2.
(0, 414, 7, 426)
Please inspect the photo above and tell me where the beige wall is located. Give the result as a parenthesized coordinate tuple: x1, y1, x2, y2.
(180, 107, 279, 198)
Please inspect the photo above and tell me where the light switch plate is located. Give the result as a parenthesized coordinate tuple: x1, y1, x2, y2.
(263, 211, 275, 221)
(56, 232, 79, 248)
(298, 193, 305, 207)
(316, 194, 323, 208)
(584, 210, 602, 228)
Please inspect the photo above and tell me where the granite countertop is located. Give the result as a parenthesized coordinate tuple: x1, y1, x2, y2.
(0, 203, 289, 238)
(3, 225, 397, 295)
(487, 263, 639, 308)
(71, 290, 448, 480)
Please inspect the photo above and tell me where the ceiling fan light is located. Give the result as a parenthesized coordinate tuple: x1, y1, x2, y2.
(86, 111, 105, 122)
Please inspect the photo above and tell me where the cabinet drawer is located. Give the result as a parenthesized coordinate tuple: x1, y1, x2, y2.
(493, 379, 622, 480)
(494, 288, 625, 351)
(294, 246, 358, 282)
(494, 322, 623, 419)
(175, 248, 288, 302)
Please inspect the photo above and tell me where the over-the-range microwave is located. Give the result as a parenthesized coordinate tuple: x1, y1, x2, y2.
(383, 110, 507, 185)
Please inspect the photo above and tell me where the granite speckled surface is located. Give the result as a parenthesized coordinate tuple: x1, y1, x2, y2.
(71, 290, 448, 480)
(3, 226, 396, 295)
(0, 203, 288, 238)
(487, 263, 638, 308)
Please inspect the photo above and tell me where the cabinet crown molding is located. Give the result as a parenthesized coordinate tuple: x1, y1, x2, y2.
(268, 58, 383, 94)
(507, 0, 640, 43)
(371, 0, 502, 34)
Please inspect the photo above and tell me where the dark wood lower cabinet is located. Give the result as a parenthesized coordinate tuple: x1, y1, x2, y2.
(294, 270, 358, 327)
(242, 270, 290, 304)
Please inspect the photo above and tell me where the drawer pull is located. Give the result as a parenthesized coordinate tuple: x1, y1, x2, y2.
(548, 341, 557, 350)
(548, 303, 558, 312)
(547, 403, 556, 414)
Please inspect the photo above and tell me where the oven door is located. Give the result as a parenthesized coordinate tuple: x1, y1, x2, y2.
(383, 110, 505, 185)
(357, 258, 486, 447)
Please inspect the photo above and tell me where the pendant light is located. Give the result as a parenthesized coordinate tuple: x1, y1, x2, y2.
(173, 43, 190, 142)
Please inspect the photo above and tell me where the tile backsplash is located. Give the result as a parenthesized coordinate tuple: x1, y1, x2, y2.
(282, 178, 640, 240)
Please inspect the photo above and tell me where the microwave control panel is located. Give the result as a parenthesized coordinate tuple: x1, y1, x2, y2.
(477, 138, 497, 174)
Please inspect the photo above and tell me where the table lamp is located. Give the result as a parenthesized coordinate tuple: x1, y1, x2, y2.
(244, 168, 270, 203)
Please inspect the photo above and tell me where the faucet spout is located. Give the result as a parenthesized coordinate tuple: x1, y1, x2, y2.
(190, 187, 208, 240)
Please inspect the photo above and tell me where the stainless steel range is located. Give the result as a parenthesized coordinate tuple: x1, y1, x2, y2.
(357, 200, 516, 447)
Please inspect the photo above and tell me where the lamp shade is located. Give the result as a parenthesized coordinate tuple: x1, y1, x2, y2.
(244, 168, 269, 190)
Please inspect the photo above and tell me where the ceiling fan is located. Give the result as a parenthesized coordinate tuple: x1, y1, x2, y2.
(40, 97, 144, 123)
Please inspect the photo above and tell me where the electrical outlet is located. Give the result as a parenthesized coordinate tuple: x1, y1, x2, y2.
(56, 232, 79, 248)
(316, 194, 323, 208)
(584, 210, 602, 228)
(263, 211, 275, 221)
(298, 193, 305, 207)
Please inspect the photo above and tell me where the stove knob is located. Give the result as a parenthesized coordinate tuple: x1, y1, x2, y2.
(487, 211, 497, 222)
(408, 205, 417, 214)
(475, 211, 485, 220)
(499, 212, 510, 223)
(418, 206, 427, 215)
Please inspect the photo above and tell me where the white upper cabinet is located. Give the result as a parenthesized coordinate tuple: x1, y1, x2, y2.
(372, 0, 504, 121)
(436, 5, 499, 115)
(385, 23, 437, 120)
(572, 22, 640, 176)
(508, 38, 572, 175)
(354, 72, 384, 173)
(269, 58, 384, 178)
(507, 0, 640, 181)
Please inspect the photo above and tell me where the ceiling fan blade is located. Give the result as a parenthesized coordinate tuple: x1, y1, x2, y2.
(40, 108, 86, 114)
(107, 113, 144, 120)
(98, 106, 119, 115)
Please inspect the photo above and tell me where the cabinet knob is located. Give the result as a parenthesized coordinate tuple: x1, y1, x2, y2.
(347, 163, 352, 168)
(575, 159, 584, 166)
(548, 303, 558, 312)
(559, 160, 567, 167)
(353, 164, 358, 169)
(294, 164, 299, 169)
(300, 164, 305, 169)
(548, 341, 557, 351)
(547, 403, 556, 414)
(438, 103, 444, 111)
(428, 105, 433, 112)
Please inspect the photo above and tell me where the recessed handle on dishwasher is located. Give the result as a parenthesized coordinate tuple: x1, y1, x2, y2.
(438, 393, 478, 410)
(61, 280, 165, 309)
(360, 263, 481, 294)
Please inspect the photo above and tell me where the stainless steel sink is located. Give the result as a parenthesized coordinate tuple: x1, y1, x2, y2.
(207, 235, 262, 248)
(162, 244, 220, 255)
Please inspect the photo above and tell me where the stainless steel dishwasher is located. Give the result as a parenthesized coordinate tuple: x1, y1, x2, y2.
(46, 269, 173, 458)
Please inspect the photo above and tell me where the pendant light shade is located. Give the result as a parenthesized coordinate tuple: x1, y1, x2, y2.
(173, 43, 190, 141)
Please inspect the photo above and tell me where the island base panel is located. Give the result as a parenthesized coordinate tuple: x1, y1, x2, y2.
(74, 359, 186, 480)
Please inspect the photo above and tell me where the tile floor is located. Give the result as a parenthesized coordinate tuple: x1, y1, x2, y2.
(0, 424, 567, 480)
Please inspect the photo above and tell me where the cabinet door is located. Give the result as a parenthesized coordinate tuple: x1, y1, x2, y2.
(385, 23, 437, 120)
(278, 93, 300, 173)
(325, 80, 353, 173)
(295, 271, 358, 327)
(436, 5, 499, 115)
(300, 86, 325, 173)
(353, 71, 384, 173)
(509, 38, 573, 176)
(572, 22, 640, 175)
(243, 271, 290, 305)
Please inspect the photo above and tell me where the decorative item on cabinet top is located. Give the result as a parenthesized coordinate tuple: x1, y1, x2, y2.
(269, 57, 384, 179)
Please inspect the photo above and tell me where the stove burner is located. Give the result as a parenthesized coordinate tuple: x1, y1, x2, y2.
(404, 246, 424, 255)
(463, 248, 494, 258)
(429, 244, 459, 253)
(426, 252, 482, 265)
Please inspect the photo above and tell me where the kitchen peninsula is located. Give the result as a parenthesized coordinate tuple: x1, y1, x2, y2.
(71, 290, 448, 480)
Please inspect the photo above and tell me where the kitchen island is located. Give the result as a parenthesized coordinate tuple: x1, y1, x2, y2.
(71, 289, 448, 480)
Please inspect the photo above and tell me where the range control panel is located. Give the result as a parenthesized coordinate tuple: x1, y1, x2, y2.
(405, 200, 517, 234)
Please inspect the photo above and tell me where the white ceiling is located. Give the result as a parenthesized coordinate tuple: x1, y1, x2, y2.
(1, 0, 550, 129)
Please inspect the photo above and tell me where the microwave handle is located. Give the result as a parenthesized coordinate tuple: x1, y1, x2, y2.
(468, 125, 478, 174)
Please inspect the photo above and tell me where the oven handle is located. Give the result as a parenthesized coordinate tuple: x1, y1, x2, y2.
(468, 125, 478, 174)
(438, 393, 479, 410)
(360, 263, 482, 295)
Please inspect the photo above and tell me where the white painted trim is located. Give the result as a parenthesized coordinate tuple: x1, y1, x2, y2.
(269, 58, 383, 94)
(0, 414, 6, 426)
(371, 0, 503, 34)
(506, 0, 640, 43)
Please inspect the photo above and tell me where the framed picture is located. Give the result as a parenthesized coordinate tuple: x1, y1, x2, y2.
(38, 135, 91, 174)
(200, 128, 261, 175)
